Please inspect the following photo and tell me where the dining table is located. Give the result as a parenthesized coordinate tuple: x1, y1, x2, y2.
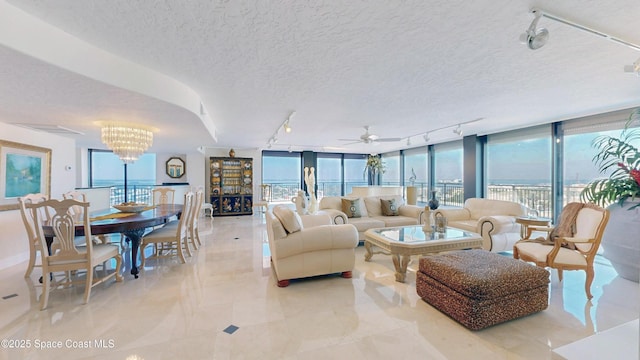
(41, 204, 183, 278)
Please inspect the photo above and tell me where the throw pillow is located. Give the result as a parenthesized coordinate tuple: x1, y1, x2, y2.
(381, 198, 399, 216)
(341, 198, 362, 218)
(272, 205, 303, 233)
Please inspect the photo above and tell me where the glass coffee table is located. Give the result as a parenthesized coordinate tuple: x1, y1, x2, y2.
(364, 225, 483, 282)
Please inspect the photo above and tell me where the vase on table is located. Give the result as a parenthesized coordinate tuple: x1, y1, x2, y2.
(428, 190, 439, 210)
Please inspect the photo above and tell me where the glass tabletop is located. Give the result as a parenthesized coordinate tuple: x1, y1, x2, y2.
(372, 226, 478, 244)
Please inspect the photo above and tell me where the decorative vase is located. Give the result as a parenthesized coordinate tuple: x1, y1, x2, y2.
(229, 148, 235, 158)
(601, 200, 640, 282)
(367, 168, 378, 186)
(428, 190, 439, 210)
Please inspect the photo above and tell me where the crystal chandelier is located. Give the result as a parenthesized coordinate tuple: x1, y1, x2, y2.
(101, 123, 153, 164)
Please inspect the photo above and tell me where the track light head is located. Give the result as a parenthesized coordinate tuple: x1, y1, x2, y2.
(423, 133, 430, 142)
(284, 122, 292, 133)
(520, 10, 548, 50)
(453, 125, 463, 136)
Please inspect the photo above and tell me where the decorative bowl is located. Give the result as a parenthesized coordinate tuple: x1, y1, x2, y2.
(113, 203, 148, 213)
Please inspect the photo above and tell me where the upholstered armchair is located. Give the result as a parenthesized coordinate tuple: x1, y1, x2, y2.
(266, 205, 359, 287)
(513, 202, 610, 299)
(433, 198, 527, 252)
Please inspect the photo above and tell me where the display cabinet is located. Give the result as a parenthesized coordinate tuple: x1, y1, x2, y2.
(210, 157, 253, 216)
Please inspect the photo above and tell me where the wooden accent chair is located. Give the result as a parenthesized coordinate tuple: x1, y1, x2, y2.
(513, 203, 610, 299)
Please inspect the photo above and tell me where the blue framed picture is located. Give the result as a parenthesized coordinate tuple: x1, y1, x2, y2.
(0, 140, 51, 211)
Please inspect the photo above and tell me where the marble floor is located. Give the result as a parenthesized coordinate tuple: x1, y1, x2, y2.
(1, 214, 638, 360)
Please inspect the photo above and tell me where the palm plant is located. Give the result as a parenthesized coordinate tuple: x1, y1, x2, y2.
(580, 108, 640, 209)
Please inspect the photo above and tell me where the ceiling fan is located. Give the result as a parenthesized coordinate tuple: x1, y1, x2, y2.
(624, 57, 640, 76)
(339, 126, 401, 145)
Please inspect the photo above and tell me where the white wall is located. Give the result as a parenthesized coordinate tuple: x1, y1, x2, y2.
(0, 122, 77, 270)
(155, 152, 205, 190)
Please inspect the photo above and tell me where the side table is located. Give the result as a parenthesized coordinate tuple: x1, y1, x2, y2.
(515, 217, 551, 239)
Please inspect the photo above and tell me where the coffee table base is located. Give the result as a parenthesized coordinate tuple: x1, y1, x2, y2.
(364, 228, 483, 283)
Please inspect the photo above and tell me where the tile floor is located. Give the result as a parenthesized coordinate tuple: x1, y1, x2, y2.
(1, 214, 638, 359)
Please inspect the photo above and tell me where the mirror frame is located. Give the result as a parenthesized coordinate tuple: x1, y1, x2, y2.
(165, 157, 185, 178)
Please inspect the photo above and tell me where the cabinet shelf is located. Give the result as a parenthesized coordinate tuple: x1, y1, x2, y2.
(210, 157, 253, 216)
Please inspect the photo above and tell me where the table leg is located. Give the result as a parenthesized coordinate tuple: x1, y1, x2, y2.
(392, 254, 410, 283)
(123, 228, 146, 279)
(364, 241, 373, 261)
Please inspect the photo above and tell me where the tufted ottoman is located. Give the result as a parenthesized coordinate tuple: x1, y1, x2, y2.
(416, 249, 550, 330)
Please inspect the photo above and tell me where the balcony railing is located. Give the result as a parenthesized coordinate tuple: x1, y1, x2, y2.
(109, 185, 155, 205)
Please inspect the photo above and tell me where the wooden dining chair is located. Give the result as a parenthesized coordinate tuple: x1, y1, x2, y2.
(140, 192, 193, 267)
(30, 198, 123, 310)
(62, 190, 86, 216)
(152, 187, 175, 205)
(18, 193, 50, 278)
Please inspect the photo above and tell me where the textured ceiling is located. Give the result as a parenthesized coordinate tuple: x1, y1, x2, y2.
(2, 0, 639, 154)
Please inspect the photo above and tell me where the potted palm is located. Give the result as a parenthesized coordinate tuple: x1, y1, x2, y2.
(580, 108, 640, 282)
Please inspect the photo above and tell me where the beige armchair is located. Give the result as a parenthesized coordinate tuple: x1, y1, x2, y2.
(433, 198, 527, 252)
(266, 205, 359, 287)
(514, 202, 609, 299)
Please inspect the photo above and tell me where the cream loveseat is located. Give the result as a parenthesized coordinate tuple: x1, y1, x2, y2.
(318, 195, 424, 241)
(433, 198, 527, 252)
(266, 205, 359, 287)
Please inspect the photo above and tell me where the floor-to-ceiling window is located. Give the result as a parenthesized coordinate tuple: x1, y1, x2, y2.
(403, 147, 428, 203)
(381, 151, 400, 186)
(89, 150, 156, 204)
(316, 153, 342, 197)
(562, 114, 640, 208)
(433, 141, 463, 206)
(344, 154, 368, 195)
(262, 151, 302, 202)
(485, 125, 552, 217)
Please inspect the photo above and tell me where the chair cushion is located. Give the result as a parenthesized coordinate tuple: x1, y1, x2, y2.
(272, 205, 303, 233)
(380, 198, 399, 216)
(342, 198, 363, 218)
(347, 217, 385, 232)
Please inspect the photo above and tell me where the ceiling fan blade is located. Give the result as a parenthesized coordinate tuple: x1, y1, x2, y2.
(338, 138, 361, 142)
(375, 138, 402, 142)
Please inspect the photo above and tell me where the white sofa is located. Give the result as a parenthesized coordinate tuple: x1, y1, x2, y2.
(266, 205, 358, 287)
(318, 195, 424, 241)
(432, 198, 527, 252)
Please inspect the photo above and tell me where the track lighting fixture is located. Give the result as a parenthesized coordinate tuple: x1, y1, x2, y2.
(520, 8, 640, 52)
(520, 9, 548, 50)
(453, 125, 463, 136)
(266, 110, 296, 148)
(423, 133, 430, 142)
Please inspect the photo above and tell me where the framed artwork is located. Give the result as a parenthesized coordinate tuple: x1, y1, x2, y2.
(0, 140, 51, 211)
(166, 157, 185, 178)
